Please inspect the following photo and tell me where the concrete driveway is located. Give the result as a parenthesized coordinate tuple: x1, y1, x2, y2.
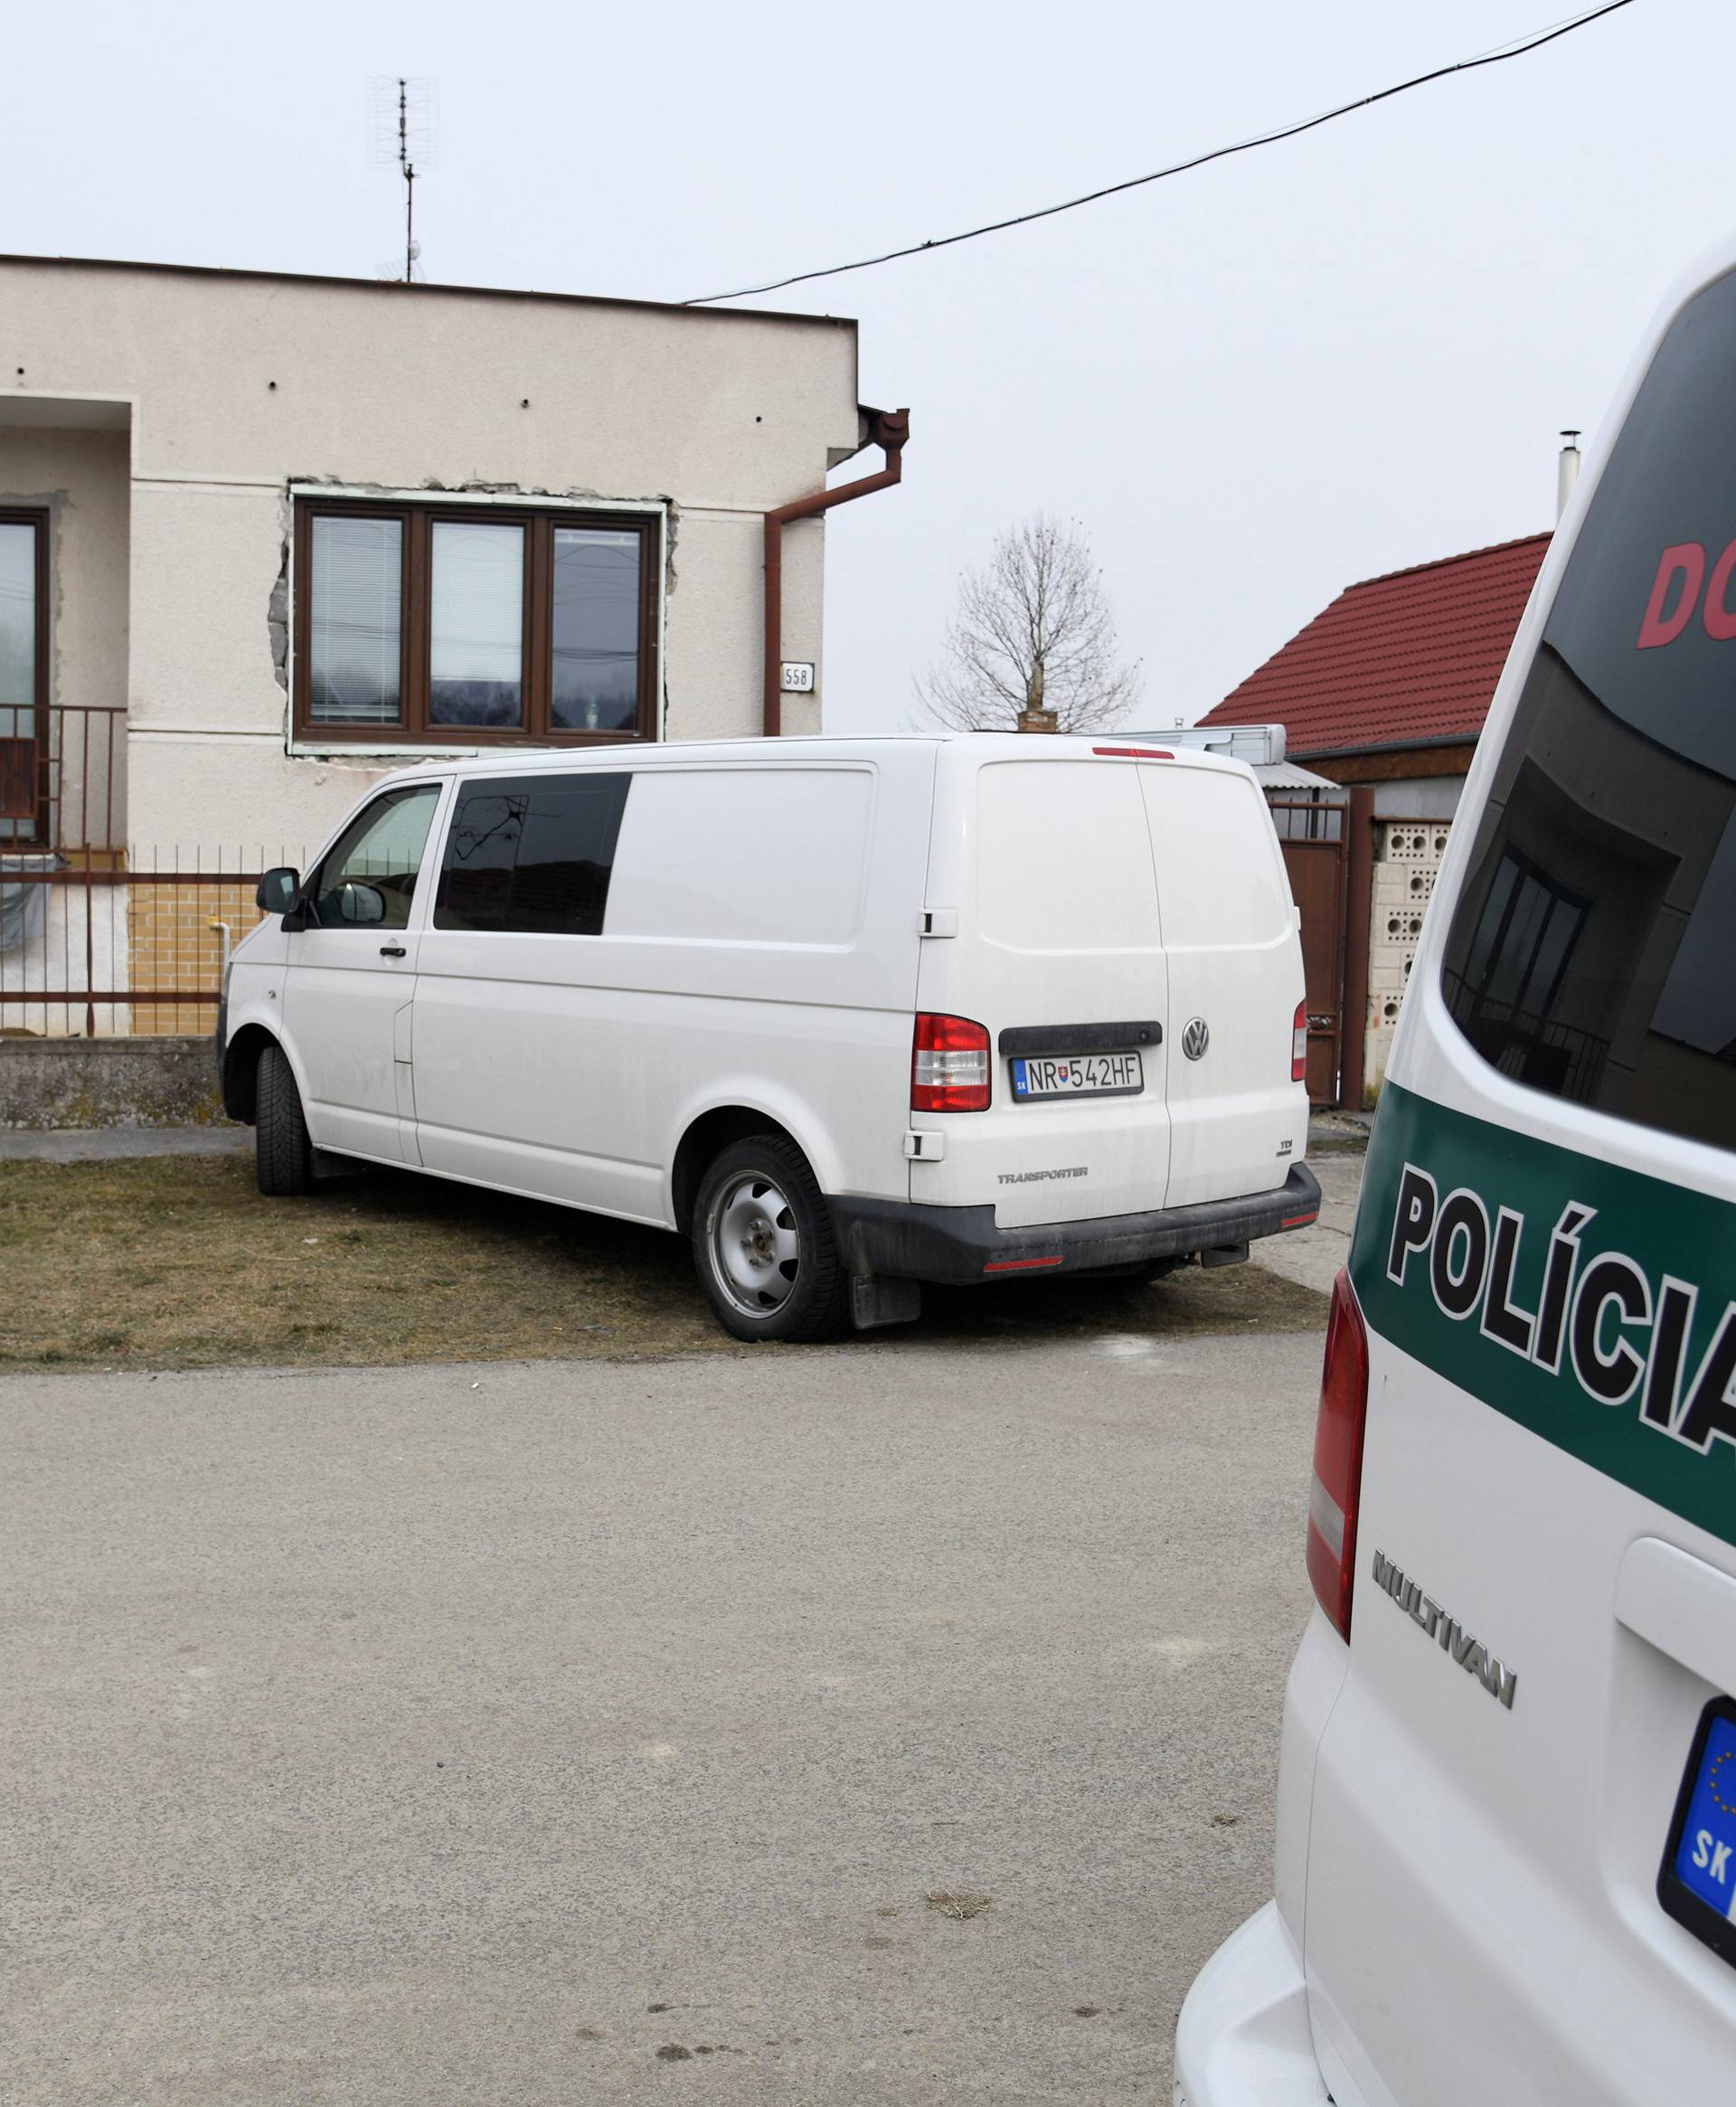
(1, 1316, 1332, 2106)
(1255, 1143, 1362, 1296)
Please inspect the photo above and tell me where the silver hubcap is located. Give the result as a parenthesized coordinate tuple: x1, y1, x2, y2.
(710, 1172, 801, 1315)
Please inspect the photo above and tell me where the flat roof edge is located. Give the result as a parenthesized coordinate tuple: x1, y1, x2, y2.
(0, 251, 858, 332)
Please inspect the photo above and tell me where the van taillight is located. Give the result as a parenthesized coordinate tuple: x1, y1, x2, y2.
(1306, 1270, 1369, 1642)
(1292, 1000, 1308, 1082)
(912, 1014, 992, 1113)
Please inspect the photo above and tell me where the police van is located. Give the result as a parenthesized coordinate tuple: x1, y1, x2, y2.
(1175, 243, 1736, 2102)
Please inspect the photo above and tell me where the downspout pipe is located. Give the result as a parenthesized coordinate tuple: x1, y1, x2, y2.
(763, 407, 910, 737)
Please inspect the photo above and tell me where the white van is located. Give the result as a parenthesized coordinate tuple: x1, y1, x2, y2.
(1174, 249, 1736, 2100)
(220, 735, 1317, 1338)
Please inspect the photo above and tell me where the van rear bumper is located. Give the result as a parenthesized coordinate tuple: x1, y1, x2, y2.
(1173, 1902, 1326, 2106)
(827, 1163, 1320, 1285)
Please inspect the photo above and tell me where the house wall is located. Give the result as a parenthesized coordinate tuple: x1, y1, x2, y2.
(1364, 817, 1453, 1100)
(0, 259, 861, 863)
(1369, 774, 1464, 819)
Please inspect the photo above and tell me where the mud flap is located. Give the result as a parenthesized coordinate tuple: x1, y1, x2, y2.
(1201, 1241, 1250, 1269)
(851, 1273, 922, 1332)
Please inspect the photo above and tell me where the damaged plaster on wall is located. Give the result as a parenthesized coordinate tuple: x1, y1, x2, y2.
(267, 491, 289, 698)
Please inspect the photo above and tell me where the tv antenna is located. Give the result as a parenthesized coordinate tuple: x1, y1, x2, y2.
(367, 76, 438, 281)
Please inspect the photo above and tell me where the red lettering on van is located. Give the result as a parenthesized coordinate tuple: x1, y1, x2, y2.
(1704, 539, 1736, 641)
(1637, 543, 1706, 648)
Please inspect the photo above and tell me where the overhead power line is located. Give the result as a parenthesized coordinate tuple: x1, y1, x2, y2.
(683, 1, 1637, 307)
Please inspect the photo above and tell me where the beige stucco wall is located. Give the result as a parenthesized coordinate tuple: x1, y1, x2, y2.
(0, 258, 860, 854)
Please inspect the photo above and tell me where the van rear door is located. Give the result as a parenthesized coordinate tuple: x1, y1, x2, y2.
(911, 743, 1172, 1228)
(1140, 761, 1305, 1210)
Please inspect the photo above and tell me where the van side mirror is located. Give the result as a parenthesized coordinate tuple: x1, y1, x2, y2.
(257, 866, 300, 915)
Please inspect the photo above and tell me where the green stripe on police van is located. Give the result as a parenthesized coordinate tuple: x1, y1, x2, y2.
(1350, 1082, 1736, 1549)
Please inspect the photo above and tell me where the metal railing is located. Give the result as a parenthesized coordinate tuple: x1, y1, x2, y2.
(1267, 795, 1346, 842)
(0, 705, 297, 1037)
(1442, 968, 1609, 1103)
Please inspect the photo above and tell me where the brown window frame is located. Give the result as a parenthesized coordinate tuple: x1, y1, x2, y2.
(0, 507, 50, 845)
(292, 497, 661, 748)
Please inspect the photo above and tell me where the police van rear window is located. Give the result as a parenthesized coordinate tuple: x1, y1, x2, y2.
(1441, 269, 1736, 1155)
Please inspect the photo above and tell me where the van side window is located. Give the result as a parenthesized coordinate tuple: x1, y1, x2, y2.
(310, 783, 440, 930)
(1441, 268, 1736, 1154)
(434, 772, 631, 935)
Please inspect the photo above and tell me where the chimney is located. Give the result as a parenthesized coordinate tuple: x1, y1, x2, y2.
(1557, 430, 1582, 520)
(1016, 707, 1059, 733)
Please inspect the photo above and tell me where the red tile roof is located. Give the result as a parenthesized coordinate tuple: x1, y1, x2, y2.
(1201, 532, 1551, 757)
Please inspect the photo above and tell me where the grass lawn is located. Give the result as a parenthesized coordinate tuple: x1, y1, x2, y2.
(0, 1149, 1330, 1374)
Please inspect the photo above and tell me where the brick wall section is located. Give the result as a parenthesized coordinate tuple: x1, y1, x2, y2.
(1365, 819, 1451, 1095)
(127, 882, 268, 1035)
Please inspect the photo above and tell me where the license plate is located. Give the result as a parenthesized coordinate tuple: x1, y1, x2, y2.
(1658, 1696, 1736, 1970)
(1010, 1051, 1144, 1101)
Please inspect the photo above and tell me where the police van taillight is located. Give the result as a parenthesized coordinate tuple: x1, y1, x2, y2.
(1307, 1270, 1370, 1641)
(911, 1014, 992, 1112)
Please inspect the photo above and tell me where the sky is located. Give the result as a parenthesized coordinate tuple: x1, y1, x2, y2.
(5, 0, 1732, 735)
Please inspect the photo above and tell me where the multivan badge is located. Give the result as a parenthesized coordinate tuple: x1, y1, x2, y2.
(1369, 1549, 1518, 1708)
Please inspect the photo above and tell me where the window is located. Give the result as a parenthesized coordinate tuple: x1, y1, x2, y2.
(308, 784, 441, 930)
(1448, 849, 1590, 1100)
(1441, 266, 1736, 1152)
(434, 771, 631, 935)
(1459, 851, 1585, 1017)
(0, 511, 46, 841)
(308, 515, 401, 725)
(294, 500, 658, 746)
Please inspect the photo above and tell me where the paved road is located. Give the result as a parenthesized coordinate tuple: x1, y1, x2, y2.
(1255, 1145, 1363, 1296)
(2, 1328, 1327, 2105)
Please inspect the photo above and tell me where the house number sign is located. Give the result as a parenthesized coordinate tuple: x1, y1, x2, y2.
(780, 662, 816, 694)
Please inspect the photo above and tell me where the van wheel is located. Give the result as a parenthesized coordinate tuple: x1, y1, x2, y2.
(692, 1135, 849, 1343)
(255, 1043, 314, 1196)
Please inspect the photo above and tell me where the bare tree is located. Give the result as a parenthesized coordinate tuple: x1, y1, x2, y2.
(915, 514, 1142, 733)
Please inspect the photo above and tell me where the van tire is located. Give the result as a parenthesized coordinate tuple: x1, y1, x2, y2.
(255, 1043, 314, 1196)
(692, 1135, 849, 1343)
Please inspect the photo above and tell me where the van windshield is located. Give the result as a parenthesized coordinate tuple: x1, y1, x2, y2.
(1441, 267, 1736, 1155)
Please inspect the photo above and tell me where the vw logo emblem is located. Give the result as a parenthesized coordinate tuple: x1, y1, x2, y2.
(1181, 1016, 1210, 1062)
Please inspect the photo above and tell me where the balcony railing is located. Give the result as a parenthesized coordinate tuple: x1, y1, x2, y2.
(1442, 967, 1610, 1104)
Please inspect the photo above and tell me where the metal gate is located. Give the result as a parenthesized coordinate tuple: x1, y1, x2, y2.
(1272, 799, 1349, 1108)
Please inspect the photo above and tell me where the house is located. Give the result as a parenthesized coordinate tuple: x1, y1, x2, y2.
(1198, 533, 1552, 817)
(0, 254, 901, 1034)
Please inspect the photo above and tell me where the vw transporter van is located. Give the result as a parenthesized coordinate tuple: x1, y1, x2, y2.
(219, 735, 1318, 1339)
(1174, 249, 1736, 2100)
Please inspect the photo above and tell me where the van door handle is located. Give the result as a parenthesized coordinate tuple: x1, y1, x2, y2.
(1616, 1536, 1736, 1693)
(379, 943, 407, 959)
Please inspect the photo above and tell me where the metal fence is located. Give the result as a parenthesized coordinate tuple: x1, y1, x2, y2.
(0, 704, 296, 1038)
(1268, 791, 1346, 842)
